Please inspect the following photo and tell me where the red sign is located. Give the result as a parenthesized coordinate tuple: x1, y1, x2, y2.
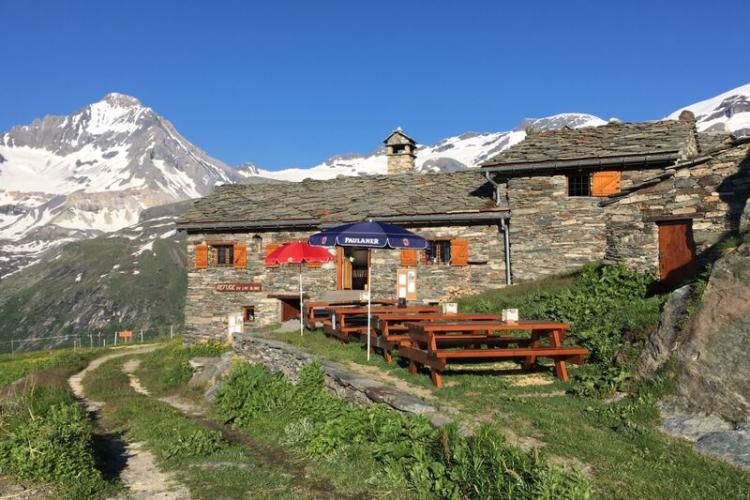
(215, 282, 262, 292)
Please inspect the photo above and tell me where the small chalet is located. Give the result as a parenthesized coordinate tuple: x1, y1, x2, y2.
(177, 118, 750, 342)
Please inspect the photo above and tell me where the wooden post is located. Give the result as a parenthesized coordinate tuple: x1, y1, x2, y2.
(114, 331, 117, 346)
(89, 334, 93, 349)
(170, 325, 174, 339)
(10, 339, 14, 357)
(140, 329, 144, 343)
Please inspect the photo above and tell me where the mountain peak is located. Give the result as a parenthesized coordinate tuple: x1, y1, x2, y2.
(101, 92, 142, 108)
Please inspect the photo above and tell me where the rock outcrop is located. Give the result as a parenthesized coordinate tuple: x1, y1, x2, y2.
(675, 242, 750, 423)
(635, 283, 696, 379)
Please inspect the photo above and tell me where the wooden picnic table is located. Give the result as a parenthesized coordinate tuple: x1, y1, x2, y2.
(397, 320, 588, 388)
(370, 313, 501, 363)
(323, 305, 440, 343)
(303, 299, 397, 330)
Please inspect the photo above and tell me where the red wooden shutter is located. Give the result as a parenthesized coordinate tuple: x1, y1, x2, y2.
(592, 171, 621, 196)
(233, 243, 247, 269)
(400, 249, 418, 266)
(195, 244, 208, 269)
(450, 239, 469, 266)
(265, 243, 280, 268)
(306, 261, 322, 268)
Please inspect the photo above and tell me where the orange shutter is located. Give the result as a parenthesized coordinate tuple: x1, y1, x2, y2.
(233, 243, 247, 269)
(400, 249, 418, 266)
(306, 261, 322, 268)
(592, 171, 621, 196)
(450, 239, 469, 266)
(265, 243, 280, 268)
(195, 244, 208, 269)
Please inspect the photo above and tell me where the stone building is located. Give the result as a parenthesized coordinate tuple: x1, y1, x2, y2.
(481, 115, 750, 285)
(177, 120, 750, 341)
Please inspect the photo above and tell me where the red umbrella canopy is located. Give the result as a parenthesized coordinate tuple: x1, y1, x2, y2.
(264, 242, 335, 266)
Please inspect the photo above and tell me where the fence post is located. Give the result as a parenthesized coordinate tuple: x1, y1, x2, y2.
(114, 331, 117, 346)
(140, 329, 144, 343)
(103, 339, 106, 348)
(10, 339, 14, 357)
(89, 334, 93, 349)
(170, 325, 174, 339)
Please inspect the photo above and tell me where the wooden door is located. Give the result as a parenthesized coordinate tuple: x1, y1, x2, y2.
(280, 299, 300, 321)
(658, 220, 697, 289)
(336, 247, 352, 290)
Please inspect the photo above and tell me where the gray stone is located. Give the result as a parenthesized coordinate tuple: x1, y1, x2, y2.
(635, 283, 696, 379)
(675, 242, 750, 423)
(189, 352, 233, 390)
(278, 318, 302, 333)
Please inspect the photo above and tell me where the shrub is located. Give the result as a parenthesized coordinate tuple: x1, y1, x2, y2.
(216, 361, 591, 499)
(0, 386, 107, 499)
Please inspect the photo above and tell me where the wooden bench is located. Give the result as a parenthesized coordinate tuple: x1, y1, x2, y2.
(397, 320, 588, 388)
(369, 313, 501, 363)
(323, 305, 440, 343)
(303, 299, 397, 330)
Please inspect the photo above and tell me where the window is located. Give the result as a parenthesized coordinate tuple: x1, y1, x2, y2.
(392, 144, 406, 154)
(567, 172, 591, 197)
(251, 235, 263, 253)
(213, 244, 234, 266)
(424, 240, 452, 264)
(242, 306, 255, 322)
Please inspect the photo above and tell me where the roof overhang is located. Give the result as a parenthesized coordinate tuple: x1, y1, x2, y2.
(481, 151, 679, 176)
(177, 210, 509, 233)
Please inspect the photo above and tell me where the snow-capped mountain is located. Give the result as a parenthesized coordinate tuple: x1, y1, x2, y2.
(239, 113, 607, 182)
(667, 83, 750, 136)
(0, 93, 253, 276)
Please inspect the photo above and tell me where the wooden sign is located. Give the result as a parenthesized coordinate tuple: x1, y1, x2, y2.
(215, 282, 262, 292)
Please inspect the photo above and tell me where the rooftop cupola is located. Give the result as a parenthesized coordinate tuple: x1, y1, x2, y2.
(384, 127, 416, 175)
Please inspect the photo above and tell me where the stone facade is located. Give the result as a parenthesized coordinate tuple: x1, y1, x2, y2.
(185, 223, 507, 342)
(495, 142, 750, 280)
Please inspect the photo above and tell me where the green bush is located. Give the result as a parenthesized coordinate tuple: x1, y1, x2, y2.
(216, 361, 591, 499)
(0, 386, 108, 499)
(137, 339, 229, 395)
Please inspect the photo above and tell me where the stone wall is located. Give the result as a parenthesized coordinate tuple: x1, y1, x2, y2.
(185, 223, 506, 342)
(603, 142, 750, 270)
(501, 142, 750, 279)
(506, 175, 608, 281)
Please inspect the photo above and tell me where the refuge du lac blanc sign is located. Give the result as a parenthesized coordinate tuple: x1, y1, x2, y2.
(215, 283, 262, 292)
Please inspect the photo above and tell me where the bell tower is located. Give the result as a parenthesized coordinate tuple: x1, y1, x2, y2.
(384, 127, 416, 175)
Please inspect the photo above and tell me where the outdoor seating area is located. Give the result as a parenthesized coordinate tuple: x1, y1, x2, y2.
(302, 300, 589, 387)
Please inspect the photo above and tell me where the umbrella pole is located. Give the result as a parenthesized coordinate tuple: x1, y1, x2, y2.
(367, 257, 372, 361)
(299, 263, 304, 337)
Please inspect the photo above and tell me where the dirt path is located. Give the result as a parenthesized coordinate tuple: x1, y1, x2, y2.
(68, 346, 192, 500)
(122, 357, 365, 500)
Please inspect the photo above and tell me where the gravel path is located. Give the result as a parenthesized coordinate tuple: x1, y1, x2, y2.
(68, 346, 192, 500)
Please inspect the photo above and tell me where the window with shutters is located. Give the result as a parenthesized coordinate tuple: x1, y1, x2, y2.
(567, 172, 591, 197)
(195, 244, 208, 269)
(424, 240, 452, 265)
(265, 243, 281, 268)
(591, 171, 621, 196)
(400, 248, 418, 267)
(212, 244, 234, 267)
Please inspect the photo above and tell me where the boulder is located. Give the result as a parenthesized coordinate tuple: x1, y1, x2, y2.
(675, 242, 750, 423)
(635, 283, 696, 379)
(278, 318, 302, 333)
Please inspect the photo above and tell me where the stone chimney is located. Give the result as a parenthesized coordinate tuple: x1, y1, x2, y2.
(384, 127, 416, 175)
(678, 110, 696, 122)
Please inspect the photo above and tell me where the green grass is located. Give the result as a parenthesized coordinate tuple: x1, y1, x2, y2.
(85, 353, 366, 499)
(0, 349, 115, 499)
(260, 263, 750, 500)
(0, 347, 102, 387)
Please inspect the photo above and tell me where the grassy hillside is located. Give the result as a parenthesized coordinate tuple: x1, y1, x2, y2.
(0, 202, 190, 351)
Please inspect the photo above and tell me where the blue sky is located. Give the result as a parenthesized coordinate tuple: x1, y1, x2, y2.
(1, 1, 748, 169)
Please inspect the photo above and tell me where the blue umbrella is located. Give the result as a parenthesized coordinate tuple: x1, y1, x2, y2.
(309, 220, 427, 360)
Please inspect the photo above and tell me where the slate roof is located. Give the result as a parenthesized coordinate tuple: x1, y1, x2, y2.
(177, 171, 501, 230)
(482, 120, 696, 171)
